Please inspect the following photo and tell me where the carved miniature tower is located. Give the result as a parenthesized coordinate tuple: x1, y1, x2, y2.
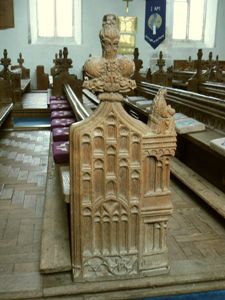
(70, 14, 176, 282)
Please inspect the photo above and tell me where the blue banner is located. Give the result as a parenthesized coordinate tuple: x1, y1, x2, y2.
(145, 0, 166, 49)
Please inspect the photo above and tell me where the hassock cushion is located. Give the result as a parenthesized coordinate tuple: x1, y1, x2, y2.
(50, 96, 66, 100)
(51, 118, 76, 129)
(52, 141, 69, 164)
(50, 99, 68, 104)
(51, 110, 74, 120)
(50, 103, 71, 111)
(52, 127, 70, 142)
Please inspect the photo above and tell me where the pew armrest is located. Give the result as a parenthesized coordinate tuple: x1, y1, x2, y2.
(21, 79, 31, 93)
(0, 103, 13, 127)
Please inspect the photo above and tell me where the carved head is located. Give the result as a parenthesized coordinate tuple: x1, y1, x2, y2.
(99, 14, 120, 59)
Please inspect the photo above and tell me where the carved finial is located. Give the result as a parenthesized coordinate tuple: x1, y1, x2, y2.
(17, 53, 24, 67)
(146, 67, 152, 82)
(197, 49, 203, 61)
(196, 49, 203, 78)
(63, 47, 68, 59)
(1, 49, 11, 70)
(99, 14, 120, 59)
(148, 88, 176, 135)
(209, 51, 212, 62)
(61, 47, 73, 71)
(133, 47, 143, 72)
(157, 51, 165, 72)
(187, 56, 193, 70)
(83, 14, 136, 101)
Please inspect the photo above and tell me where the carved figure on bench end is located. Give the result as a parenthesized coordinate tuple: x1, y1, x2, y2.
(83, 14, 136, 98)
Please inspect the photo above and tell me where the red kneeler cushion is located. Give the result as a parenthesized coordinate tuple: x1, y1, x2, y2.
(52, 141, 69, 164)
(51, 110, 74, 120)
(51, 118, 76, 129)
(52, 127, 70, 142)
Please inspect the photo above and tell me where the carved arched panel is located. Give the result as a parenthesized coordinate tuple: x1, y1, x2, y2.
(81, 134, 92, 166)
(94, 127, 104, 153)
(144, 156, 156, 194)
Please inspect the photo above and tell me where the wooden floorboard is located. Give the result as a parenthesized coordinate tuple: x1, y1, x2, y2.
(40, 145, 71, 273)
(0, 129, 225, 299)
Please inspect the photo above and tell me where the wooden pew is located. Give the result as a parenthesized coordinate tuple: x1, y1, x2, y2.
(174, 56, 195, 71)
(151, 51, 173, 87)
(51, 47, 83, 100)
(133, 81, 225, 131)
(56, 77, 225, 224)
(123, 81, 225, 197)
(36, 65, 49, 90)
(61, 85, 177, 281)
(10, 52, 30, 93)
(0, 49, 22, 106)
(70, 85, 225, 218)
(0, 78, 13, 127)
(132, 49, 173, 87)
(173, 49, 225, 99)
(49, 15, 178, 285)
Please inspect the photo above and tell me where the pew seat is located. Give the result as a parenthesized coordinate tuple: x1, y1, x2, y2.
(0, 103, 13, 127)
(176, 128, 225, 192)
(52, 141, 69, 164)
(199, 81, 225, 100)
(210, 137, 225, 157)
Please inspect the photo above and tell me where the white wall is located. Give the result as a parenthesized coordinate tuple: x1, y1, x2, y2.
(0, 0, 225, 88)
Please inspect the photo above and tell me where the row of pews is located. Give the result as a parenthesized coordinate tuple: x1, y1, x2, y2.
(37, 46, 83, 100)
(133, 48, 225, 100)
(47, 78, 225, 217)
(36, 42, 225, 219)
(126, 81, 225, 191)
(0, 49, 30, 99)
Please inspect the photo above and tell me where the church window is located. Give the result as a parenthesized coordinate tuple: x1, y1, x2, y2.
(28, 0, 81, 45)
(171, 0, 218, 47)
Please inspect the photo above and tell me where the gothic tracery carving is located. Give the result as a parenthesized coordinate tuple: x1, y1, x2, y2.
(70, 14, 176, 282)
